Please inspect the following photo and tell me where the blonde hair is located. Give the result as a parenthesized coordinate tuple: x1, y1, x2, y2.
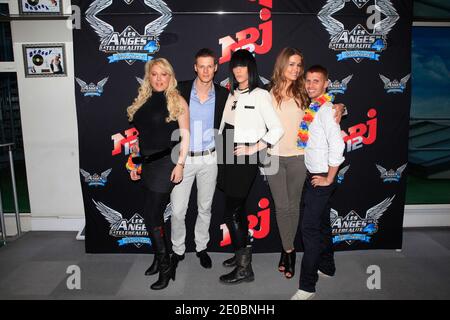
(127, 58, 183, 122)
(270, 47, 309, 110)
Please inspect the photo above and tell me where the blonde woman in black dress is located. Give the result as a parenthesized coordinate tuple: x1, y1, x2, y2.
(127, 58, 189, 290)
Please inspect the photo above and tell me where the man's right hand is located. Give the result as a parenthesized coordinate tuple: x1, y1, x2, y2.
(130, 170, 141, 181)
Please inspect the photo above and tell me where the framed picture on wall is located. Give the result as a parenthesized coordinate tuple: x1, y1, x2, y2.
(22, 43, 67, 78)
(18, 0, 63, 15)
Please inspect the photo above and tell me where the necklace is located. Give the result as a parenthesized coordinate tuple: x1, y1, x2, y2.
(297, 93, 334, 149)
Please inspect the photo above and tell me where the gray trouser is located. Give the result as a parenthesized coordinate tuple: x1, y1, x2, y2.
(170, 152, 218, 255)
(266, 154, 306, 251)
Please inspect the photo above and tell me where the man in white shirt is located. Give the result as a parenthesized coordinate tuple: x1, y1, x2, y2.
(291, 65, 345, 300)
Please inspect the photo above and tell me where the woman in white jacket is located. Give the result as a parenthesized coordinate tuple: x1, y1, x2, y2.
(217, 49, 284, 284)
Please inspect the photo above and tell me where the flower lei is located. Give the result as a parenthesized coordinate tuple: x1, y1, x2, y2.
(297, 93, 334, 149)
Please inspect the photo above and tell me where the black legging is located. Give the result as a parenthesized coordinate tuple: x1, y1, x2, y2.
(142, 189, 171, 230)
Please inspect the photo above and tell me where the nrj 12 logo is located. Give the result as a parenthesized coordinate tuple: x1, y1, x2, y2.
(342, 108, 377, 153)
(318, 0, 399, 62)
(331, 196, 395, 245)
(220, 198, 271, 247)
(80, 168, 112, 187)
(112, 128, 139, 156)
(93, 200, 150, 248)
(379, 74, 410, 93)
(75, 77, 109, 97)
(86, 0, 172, 65)
(219, 0, 273, 64)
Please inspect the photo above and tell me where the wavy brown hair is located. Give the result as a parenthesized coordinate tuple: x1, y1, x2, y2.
(127, 58, 183, 122)
(269, 47, 309, 110)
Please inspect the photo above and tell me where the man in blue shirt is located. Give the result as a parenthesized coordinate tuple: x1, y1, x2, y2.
(170, 49, 228, 268)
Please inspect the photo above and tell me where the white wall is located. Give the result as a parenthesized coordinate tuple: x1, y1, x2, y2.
(4, 0, 84, 235)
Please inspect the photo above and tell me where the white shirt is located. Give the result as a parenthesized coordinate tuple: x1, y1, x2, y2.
(219, 87, 284, 146)
(304, 101, 345, 173)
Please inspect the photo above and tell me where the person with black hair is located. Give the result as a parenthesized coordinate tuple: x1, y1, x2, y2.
(217, 49, 284, 284)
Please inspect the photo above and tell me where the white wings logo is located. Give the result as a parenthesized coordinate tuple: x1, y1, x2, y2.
(379, 74, 411, 93)
(376, 163, 407, 182)
(328, 75, 353, 95)
(75, 77, 109, 97)
(85, 0, 172, 65)
(331, 196, 395, 245)
(318, 0, 399, 62)
(80, 168, 112, 186)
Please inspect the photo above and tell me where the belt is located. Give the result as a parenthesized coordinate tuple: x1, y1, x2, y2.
(188, 147, 215, 157)
(143, 148, 172, 163)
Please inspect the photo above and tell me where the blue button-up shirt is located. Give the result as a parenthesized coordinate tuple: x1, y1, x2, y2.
(189, 79, 216, 152)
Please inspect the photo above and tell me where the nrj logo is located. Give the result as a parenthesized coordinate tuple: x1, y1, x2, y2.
(220, 198, 271, 247)
(376, 163, 407, 182)
(379, 74, 410, 93)
(318, 0, 399, 62)
(331, 196, 395, 245)
(219, 0, 273, 64)
(75, 77, 109, 97)
(112, 128, 139, 156)
(342, 108, 377, 153)
(93, 200, 150, 248)
(328, 75, 353, 95)
(85, 0, 172, 64)
(80, 168, 112, 187)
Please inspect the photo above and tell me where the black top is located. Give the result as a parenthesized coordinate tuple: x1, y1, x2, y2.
(132, 91, 178, 155)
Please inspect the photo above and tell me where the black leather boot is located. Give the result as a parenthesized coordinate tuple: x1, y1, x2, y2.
(150, 253, 176, 290)
(145, 254, 160, 276)
(145, 226, 165, 276)
(284, 250, 296, 279)
(219, 246, 254, 284)
(147, 226, 176, 290)
(222, 254, 236, 267)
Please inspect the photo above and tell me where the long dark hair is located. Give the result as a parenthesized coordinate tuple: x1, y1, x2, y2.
(269, 47, 309, 110)
(229, 49, 261, 94)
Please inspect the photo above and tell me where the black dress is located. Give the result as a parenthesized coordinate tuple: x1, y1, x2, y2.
(132, 91, 178, 193)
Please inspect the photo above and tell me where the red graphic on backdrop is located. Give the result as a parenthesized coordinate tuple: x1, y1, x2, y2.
(342, 108, 377, 152)
(219, 0, 273, 64)
(112, 128, 139, 156)
(220, 197, 271, 247)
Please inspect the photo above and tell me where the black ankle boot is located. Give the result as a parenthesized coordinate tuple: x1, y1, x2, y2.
(219, 247, 254, 284)
(150, 254, 176, 290)
(222, 254, 236, 268)
(145, 254, 160, 276)
(284, 250, 296, 279)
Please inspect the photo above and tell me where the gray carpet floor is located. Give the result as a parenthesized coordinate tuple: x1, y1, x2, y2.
(0, 228, 449, 300)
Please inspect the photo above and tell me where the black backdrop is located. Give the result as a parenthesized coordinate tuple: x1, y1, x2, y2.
(72, 0, 412, 253)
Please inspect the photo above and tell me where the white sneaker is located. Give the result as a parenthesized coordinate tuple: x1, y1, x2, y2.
(290, 289, 316, 300)
(318, 270, 332, 278)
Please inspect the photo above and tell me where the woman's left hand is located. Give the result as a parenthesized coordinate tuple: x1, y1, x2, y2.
(171, 165, 184, 184)
(234, 144, 258, 156)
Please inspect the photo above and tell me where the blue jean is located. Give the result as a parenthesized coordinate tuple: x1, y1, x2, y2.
(299, 174, 336, 293)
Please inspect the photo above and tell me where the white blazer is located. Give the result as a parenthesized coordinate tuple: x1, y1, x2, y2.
(219, 87, 284, 146)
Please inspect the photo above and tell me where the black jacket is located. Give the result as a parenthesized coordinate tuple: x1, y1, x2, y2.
(177, 79, 229, 130)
